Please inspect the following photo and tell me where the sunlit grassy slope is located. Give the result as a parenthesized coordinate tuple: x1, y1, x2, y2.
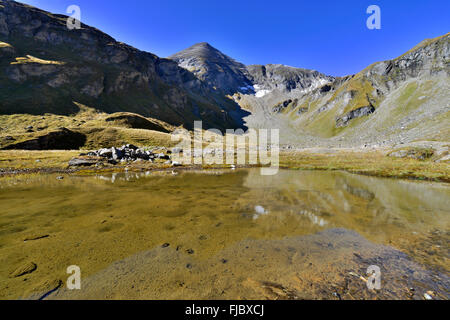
(0, 104, 177, 150)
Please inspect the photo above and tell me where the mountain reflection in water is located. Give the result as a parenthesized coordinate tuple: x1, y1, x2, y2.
(0, 169, 448, 299)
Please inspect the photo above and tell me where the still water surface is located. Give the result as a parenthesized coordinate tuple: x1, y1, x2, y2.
(0, 169, 449, 299)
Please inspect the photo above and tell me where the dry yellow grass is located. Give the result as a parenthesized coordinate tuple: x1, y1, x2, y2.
(0, 150, 79, 170)
(0, 41, 12, 48)
(0, 149, 448, 182)
(10, 55, 65, 65)
(280, 150, 450, 182)
(0, 104, 178, 150)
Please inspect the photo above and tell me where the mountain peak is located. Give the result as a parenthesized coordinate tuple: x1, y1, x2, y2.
(181, 42, 216, 53)
(168, 42, 251, 94)
(191, 42, 214, 48)
(169, 43, 334, 95)
(169, 42, 227, 62)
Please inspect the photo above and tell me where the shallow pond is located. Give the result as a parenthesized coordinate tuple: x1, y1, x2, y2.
(0, 169, 449, 299)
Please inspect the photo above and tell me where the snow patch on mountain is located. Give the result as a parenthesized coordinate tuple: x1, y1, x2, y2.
(253, 84, 272, 98)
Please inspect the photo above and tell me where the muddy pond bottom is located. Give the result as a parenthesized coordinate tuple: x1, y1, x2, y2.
(0, 169, 449, 300)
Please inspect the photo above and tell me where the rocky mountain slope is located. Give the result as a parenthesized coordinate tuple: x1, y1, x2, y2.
(243, 32, 450, 147)
(0, 0, 247, 131)
(0, 0, 448, 151)
(169, 42, 253, 94)
(170, 35, 449, 147)
(169, 42, 334, 99)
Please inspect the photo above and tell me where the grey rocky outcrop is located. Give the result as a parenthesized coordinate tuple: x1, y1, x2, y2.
(169, 43, 334, 96)
(169, 42, 253, 95)
(336, 105, 375, 128)
(69, 144, 181, 167)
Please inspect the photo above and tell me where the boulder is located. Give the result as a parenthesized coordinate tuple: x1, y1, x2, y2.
(156, 153, 170, 160)
(125, 144, 138, 150)
(98, 148, 113, 158)
(112, 147, 123, 160)
(68, 158, 100, 167)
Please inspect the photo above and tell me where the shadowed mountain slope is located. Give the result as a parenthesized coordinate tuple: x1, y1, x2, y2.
(0, 0, 248, 130)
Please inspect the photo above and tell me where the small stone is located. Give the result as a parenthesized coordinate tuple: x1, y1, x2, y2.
(186, 264, 192, 269)
(332, 292, 341, 300)
(56, 176, 64, 180)
(125, 144, 138, 150)
(254, 205, 267, 215)
(162, 243, 170, 248)
(424, 293, 433, 300)
(156, 153, 170, 160)
(186, 249, 194, 255)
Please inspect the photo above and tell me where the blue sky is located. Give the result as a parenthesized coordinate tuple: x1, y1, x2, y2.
(20, 0, 450, 76)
